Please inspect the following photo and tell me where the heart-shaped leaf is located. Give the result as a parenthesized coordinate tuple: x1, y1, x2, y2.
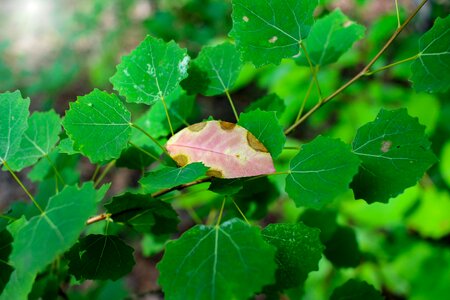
(165, 121, 275, 178)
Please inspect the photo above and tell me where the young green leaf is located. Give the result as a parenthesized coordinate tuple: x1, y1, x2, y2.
(0, 230, 13, 294)
(181, 42, 243, 96)
(262, 223, 323, 290)
(104, 192, 179, 234)
(286, 136, 360, 209)
(57, 137, 79, 155)
(62, 89, 132, 163)
(110, 36, 190, 105)
(0, 90, 30, 164)
(229, 0, 318, 67)
(410, 15, 450, 93)
(67, 234, 135, 281)
(330, 279, 383, 300)
(140, 163, 209, 194)
(296, 9, 365, 66)
(8, 110, 61, 171)
(157, 218, 277, 300)
(238, 109, 286, 158)
(245, 94, 286, 116)
(166, 121, 275, 178)
(351, 108, 437, 203)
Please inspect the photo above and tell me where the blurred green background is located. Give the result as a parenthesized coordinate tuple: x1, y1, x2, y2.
(1, 0, 449, 299)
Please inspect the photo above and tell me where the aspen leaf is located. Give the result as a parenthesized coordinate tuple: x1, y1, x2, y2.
(165, 120, 275, 178)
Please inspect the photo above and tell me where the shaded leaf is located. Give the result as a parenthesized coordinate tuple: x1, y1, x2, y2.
(0, 230, 13, 294)
(209, 178, 245, 195)
(110, 36, 190, 105)
(238, 109, 286, 158)
(262, 223, 323, 290)
(140, 163, 209, 194)
(62, 89, 132, 163)
(105, 192, 179, 234)
(0, 90, 29, 164)
(229, 0, 318, 67)
(286, 136, 360, 209)
(330, 279, 383, 300)
(181, 42, 242, 95)
(157, 218, 276, 300)
(245, 94, 286, 116)
(8, 110, 61, 171)
(67, 234, 135, 281)
(351, 108, 437, 203)
(410, 15, 450, 93)
(166, 121, 275, 178)
(324, 226, 361, 268)
(296, 9, 365, 66)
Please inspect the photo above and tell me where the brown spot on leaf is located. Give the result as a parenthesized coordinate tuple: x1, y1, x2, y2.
(381, 140, 392, 153)
(219, 121, 236, 130)
(206, 169, 223, 178)
(188, 122, 207, 132)
(247, 132, 268, 152)
(173, 154, 188, 167)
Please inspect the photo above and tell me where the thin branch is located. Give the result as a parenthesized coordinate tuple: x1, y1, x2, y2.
(363, 54, 419, 76)
(284, 0, 428, 135)
(151, 177, 212, 198)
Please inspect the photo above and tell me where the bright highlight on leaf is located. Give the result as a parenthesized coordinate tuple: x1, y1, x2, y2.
(410, 15, 450, 93)
(286, 136, 360, 209)
(0, 90, 30, 164)
(166, 120, 275, 178)
(157, 218, 277, 300)
(62, 89, 132, 163)
(229, 0, 318, 67)
(110, 35, 190, 105)
(351, 108, 437, 203)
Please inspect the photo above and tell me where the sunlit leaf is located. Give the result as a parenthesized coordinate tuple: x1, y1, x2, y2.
(67, 234, 135, 281)
(62, 89, 132, 163)
(110, 36, 190, 105)
(166, 121, 275, 178)
(0, 90, 29, 164)
(286, 136, 360, 209)
(230, 0, 318, 67)
(8, 110, 61, 171)
(296, 9, 365, 66)
(181, 42, 242, 95)
(157, 218, 276, 300)
(351, 108, 437, 203)
(410, 15, 450, 93)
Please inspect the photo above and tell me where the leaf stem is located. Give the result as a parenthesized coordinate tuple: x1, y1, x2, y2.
(232, 199, 250, 225)
(130, 123, 169, 155)
(0, 214, 17, 221)
(295, 78, 314, 122)
(283, 146, 301, 150)
(94, 160, 116, 188)
(363, 54, 419, 76)
(284, 0, 428, 135)
(128, 141, 161, 162)
(300, 42, 322, 99)
(152, 177, 212, 198)
(91, 165, 101, 181)
(3, 160, 44, 213)
(44, 155, 65, 186)
(215, 198, 226, 227)
(395, 0, 401, 28)
(160, 95, 174, 136)
(225, 89, 240, 122)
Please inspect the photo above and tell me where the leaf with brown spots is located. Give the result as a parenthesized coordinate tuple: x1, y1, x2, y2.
(166, 120, 275, 178)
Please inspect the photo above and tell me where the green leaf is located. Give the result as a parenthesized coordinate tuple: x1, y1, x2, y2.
(262, 223, 323, 290)
(67, 234, 135, 281)
(57, 137, 79, 155)
(238, 109, 286, 158)
(9, 183, 98, 274)
(140, 162, 209, 194)
(157, 218, 276, 300)
(181, 42, 243, 96)
(0, 270, 35, 300)
(8, 110, 61, 171)
(116, 145, 159, 170)
(104, 192, 179, 234)
(62, 89, 132, 163)
(330, 279, 383, 300)
(410, 15, 450, 93)
(110, 36, 190, 105)
(245, 94, 286, 116)
(296, 9, 365, 66)
(299, 209, 338, 242)
(351, 108, 437, 203)
(209, 178, 245, 196)
(0, 230, 13, 294)
(0, 90, 30, 164)
(286, 136, 360, 209)
(229, 0, 318, 67)
(323, 226, 361, 268)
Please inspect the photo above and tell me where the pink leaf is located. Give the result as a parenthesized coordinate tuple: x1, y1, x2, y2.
(166, 121, 275, 178)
